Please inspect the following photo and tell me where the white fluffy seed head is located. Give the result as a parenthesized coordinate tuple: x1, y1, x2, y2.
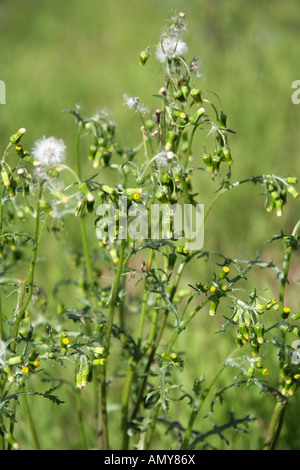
(155, 36, 188, 63)
(155, 151, 177, 168)
(32, 136, 66, 167)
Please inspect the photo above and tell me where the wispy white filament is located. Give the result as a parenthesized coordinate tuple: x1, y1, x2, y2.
(123, 94, 149, 115)
(32, 136, 66, 167)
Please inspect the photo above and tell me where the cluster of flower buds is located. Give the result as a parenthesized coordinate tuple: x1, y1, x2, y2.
(265, 176, 299, 217)
(16, 166, 32, 197)
(160, 351, 183, 369)
(1, 349, 40, 383)
(20, 350, 40, 375)
(92, 346, 107, 366)
(0, 162, 32, 199)
(15, 143, 30, 160)
(202, 120, 233, 173)
(233, 298, 278, 357)
(280, 363, 300, 396)
(1, 129, 35, 199)
(155, 178, 180, 205)
(247, 356, 270, 379)
(1, 354, 23, 383)
(195, 265, 231, 317)
(75, 182, 96, 216)
(202, 144, 233, 174)
(76, 354, 92, 390)
(1, 165, 17, 197)
(85, 116, 117, 169)
(176, 245, 190, 256)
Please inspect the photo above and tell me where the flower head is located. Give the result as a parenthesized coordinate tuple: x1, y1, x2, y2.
(156, 35, 188, 63)
(32, 136, 66, 168)
(154, 151, 176, 168)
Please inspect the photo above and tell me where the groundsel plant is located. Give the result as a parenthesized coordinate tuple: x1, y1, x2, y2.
(0, 12, 299, 451)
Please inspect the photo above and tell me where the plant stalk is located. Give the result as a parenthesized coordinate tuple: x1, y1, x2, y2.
(99, 237, 126, 450)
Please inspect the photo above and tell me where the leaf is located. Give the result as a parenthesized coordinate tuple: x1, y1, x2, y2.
(189, 411, 256, 449)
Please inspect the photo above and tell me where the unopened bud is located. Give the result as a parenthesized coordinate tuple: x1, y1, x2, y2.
(287, 185, 299, 199)
(139, 49, 149, 65)
(222, 146, 233, 165)
(202, 153, 213, 171)
(10, 128, 26, 144)
(219, 266, 230, 279)
(209, 298, 219, 316)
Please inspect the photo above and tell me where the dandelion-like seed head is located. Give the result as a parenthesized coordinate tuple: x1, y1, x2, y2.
(32, 136, 66, 168)
(155, 12, 189, 64)
(154, 151, 176, 168)
(156, 36, 188, 64)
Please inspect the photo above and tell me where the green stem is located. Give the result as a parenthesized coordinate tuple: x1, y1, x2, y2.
(74, 126, 101, 447)
(129, 260, 186, 426)
(262, 219, 300, 451)
(137, 249, 154, 348)
(21, 390, 41, 450)
(181, 408, 198, 450)
(99, 238, 126, 450)
(181, 359, 230, 450)
(7, 186, 44, 447)
(74, 127, 97, 309)
(0, 182, 5, 339)
(144, 403, 160, 450)
(80, 216, 97, 304)
(1, 142, 12, 164)
(165, 297, 211, 355)
(11, 184, 43, 348)
(121, 268, 159, 450)
(184, 125, 198, 169)
(76, 391, 88, 450)
(262, 400, 287, 450)
(121, 365, 135, 450)
(204, 187, 228, 223)
(0, 294, 3, 342)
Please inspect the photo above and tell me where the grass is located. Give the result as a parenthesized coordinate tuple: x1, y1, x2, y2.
(1, 0, 300, 450)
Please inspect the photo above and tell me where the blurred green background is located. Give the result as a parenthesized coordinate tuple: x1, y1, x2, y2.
(1, 0, 300, 450)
